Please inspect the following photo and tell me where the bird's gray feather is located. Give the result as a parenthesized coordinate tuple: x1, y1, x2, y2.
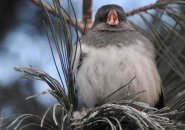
(71, 3, 164, 109)
(72, 24, 162, 108)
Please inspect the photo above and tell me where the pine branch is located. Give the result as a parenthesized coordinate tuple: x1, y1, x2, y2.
(10, 67, 185, 130)
(32, 0, 85, 33)
(125, 0, 183, 16)
(31, 0, 184, 33)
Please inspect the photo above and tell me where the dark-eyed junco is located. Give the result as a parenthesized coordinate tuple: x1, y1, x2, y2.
(73, 4, 164, 109)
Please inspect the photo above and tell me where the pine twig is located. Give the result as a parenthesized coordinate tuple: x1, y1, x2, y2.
(126, 0, 182, 16)
(31, 0, 93, 33)
(31, 0, 85, 33)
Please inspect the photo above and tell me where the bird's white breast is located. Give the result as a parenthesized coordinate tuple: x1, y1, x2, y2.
(75, 40, 161, 108)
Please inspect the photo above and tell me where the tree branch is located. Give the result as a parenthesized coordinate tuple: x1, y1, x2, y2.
(126, 0, 179, 16)
(32, 0, 85, 33)
(82, 0, 93, 33)
(31, 0, 179, 33)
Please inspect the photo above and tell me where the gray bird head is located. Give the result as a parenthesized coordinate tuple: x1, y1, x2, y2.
(92, 4, 127, 31)
(81, 4, 136, 46)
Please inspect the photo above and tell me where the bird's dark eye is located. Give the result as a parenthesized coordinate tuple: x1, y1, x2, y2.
(99, 16, 105, 22)
(117, 11, 126, 22)
(98, 11, 109, 22)
(119, 15, 126, 22)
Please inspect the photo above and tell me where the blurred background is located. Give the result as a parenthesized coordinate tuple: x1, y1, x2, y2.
(1, 0, 185, 124)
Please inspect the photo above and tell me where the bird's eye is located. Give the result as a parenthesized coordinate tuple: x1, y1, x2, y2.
(99, 16, 105, 22)
(118, 14, 126, 22)
(120, 16, 125, 21)
(99, 11, 109, 22)
(116, 10, 126, 22)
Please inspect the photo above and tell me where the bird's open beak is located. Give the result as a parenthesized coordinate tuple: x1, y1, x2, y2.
(107, 9, 119, 26)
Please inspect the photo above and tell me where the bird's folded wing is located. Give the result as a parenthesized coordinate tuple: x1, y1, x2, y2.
(71, 42, 87, 73)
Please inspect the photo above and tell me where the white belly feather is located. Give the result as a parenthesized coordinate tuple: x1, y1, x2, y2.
(75, 40, 161, 108)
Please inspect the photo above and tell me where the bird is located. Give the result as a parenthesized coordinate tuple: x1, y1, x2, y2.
(72, 4, 164, 110)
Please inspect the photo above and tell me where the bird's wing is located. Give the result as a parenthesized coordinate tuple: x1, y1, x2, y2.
(71, 42, 87, 73)
(71, 43, 80, 73)
(71, 42, 89, 109)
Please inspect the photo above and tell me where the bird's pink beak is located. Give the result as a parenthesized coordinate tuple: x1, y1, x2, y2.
(107, 9, 119, 26)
